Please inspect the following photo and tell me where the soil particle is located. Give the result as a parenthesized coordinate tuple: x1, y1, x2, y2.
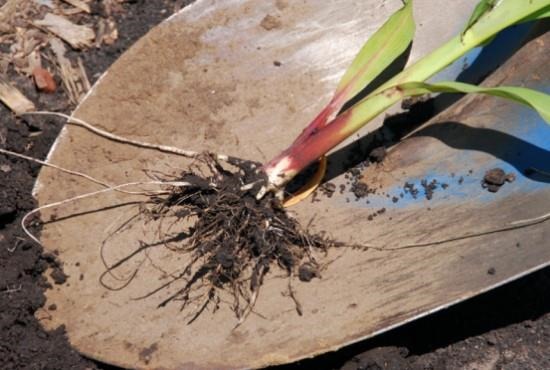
(403, 182, 419, 199)
(320, 182, 337, 198)
(366, 208, 386, 222)
(351, 182, 370, 199)
(488, 267, 496, 275)
(139, 343, 159, 365)
(420, 178, 438, 200)
(484, 168, 507, 186)
(482, 168, 515, 193)
(339, 184, 346, 194)
(50, 268, 68, 285)
(298, 262, 320, 282)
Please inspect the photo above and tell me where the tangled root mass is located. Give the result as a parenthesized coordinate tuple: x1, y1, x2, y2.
(144, 154, 332, 322)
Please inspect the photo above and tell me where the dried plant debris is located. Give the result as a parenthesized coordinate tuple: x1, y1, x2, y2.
(0, 0, 118, 100)
(0, 75, 35, 114)
(34, 13, 94, 49)
(49, 38, 90, 104)
(117, 155, 334, 323)
(0, 0, 19, 34)
(60, 0, 91, 14)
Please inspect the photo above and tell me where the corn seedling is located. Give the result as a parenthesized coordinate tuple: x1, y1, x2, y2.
(262, 0, 550, 196)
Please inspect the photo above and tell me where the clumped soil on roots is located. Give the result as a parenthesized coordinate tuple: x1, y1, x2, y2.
(143, 154, 332, 322)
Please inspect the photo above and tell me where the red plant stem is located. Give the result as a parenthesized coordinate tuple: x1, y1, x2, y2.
(291, 89, 350, 146)
(262, 89, 400, 190)
(262, 109, 354, 189)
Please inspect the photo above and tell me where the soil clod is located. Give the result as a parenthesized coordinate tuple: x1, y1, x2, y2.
(50, 268, 68, 285)
(352, 182, 370, 199)
(420, 179, 438, 200)
(298, 262, 320, 282)
(482, 168, 515, 193)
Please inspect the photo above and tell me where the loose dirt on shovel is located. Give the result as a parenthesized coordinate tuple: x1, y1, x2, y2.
(1, 2, 550, 370)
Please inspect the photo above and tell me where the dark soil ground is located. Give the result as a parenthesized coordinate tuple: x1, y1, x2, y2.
(1, 2, 549, 369)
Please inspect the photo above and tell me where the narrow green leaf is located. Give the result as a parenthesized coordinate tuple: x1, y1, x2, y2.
(335, 0, 415, 102)
(461, 0, 550, 46)
(462, 0, 497, 39)
(519, 4, 550, 23)
(395, 81, 550, 124)
(291, 0, 415, 145)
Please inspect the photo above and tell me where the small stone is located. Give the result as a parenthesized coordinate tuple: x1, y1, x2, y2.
(32, 67, 57, 93)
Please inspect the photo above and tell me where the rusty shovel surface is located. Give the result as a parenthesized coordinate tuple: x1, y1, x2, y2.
(34, 1, 549, 369)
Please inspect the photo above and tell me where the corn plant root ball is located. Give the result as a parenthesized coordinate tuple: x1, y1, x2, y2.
(138, 153, 335, 322)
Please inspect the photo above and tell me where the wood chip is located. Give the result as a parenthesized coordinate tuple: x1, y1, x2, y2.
(50, 38, 90, 104)
(0, 0, 18, 34)
(27, 50, 42, 72)
(0, 75, 35, 115)
(95, 18, 118, 47)
(60, 0, 91, 14)
(34, 13, 94, 49)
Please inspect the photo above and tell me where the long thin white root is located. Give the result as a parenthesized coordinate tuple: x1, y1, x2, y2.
(1, 147, 157, 196)
(1, 148, 111, 188)
(24, 111, 229, 161)
(22, 180, 191, 246)
(360, 211, 550, 251)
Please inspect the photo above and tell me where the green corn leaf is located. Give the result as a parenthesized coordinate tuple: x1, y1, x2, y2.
(461, 0, 550, 46)
(334, 0, 415, 102)
(394, 81, 550, 124)
(265, 0, 550, 190)
(519, 4, 550, 23)
(462, 0, 497, 39)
